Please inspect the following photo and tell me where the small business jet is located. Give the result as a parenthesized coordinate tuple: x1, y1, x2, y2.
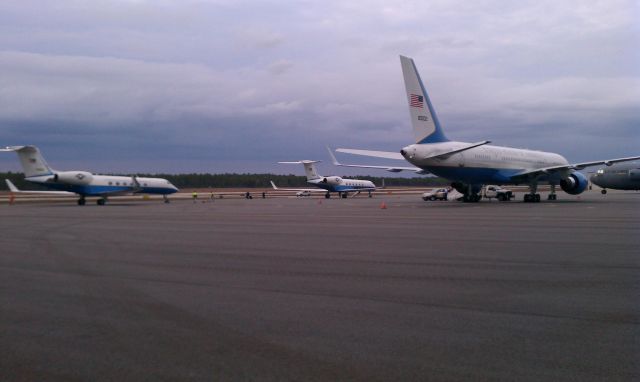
(271, 159, 376, 198)
(1, 145, 178, 205)
(336, 56, 640, 202)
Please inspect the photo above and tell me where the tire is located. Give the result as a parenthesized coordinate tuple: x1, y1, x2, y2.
(601, 189, 607, 195)
(429, 196, 436, 201)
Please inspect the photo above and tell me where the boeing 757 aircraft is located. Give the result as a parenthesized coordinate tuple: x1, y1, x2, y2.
(337, 56, 640, 202)
(1, 145, 178, 205)
(271, 159, 376, 198)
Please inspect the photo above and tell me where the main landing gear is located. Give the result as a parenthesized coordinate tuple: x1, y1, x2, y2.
(77, 196, 108, 206)
(325, 192, 331, 199)
(524, 183, 541, 203)
(462, 194, 481, 203)
(163, 195, 170, 203)
(547, 185, 558, 201)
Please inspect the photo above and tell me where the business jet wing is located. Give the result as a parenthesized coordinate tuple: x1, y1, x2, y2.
(269, 181, 329, 192)
(511, 155, 640, 179)
(327, 147, 426, 174)
(4, 179, 75, 195)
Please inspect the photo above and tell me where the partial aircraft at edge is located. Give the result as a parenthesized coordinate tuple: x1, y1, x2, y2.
(590, 162, 640, 194)
(270, 158, 376, 198)
(1, 145, 178, 205)
(336, 55, 640, 203)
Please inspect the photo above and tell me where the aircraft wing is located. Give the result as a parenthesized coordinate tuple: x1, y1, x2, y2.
(269, 181, 328, 192)
(4, 179, 75, 195)
(511, 155, 640, 180)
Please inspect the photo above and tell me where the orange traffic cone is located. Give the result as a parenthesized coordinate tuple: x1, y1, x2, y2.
(380, 201, 387, 209)
(9, 194, 15, 205)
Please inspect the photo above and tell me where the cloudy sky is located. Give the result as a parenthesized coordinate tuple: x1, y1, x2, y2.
(0, 0, 638, 174)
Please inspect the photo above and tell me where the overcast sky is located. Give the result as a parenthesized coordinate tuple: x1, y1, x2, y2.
(0, 0, 638, 175)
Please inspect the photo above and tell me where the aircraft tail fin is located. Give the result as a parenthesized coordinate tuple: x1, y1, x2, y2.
(278, 160, 322, 181)
(0, 146, 55, 178)
(400, 55, 449, 144)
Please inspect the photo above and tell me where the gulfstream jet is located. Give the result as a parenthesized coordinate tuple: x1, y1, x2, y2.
(337, 56, 640, 203)
(270, 160, 376, 198)
(1, 145, 178, 205)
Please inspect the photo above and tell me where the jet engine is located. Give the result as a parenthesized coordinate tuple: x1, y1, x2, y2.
(322, 176, 343, 185)
(53, 171, 94, 185)
(560, 172, 588, 195)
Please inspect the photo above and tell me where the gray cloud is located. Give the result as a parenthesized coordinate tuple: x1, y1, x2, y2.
(0, 0, 638, 175)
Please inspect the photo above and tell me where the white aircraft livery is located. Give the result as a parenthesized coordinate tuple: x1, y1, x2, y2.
(337, 56, 640, 202)
(1, 145, 178, 205)
(271, 160, 376, 198)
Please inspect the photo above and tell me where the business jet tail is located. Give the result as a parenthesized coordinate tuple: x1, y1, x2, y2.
(0, 145, 55, 178)
(278, 160, 322, 181)
(400, 55, 449, 144)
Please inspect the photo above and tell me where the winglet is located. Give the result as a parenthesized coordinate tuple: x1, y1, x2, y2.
(5, 179, 19, 192)
(270, 181, 279, 190)
(326, 146, 340, 165)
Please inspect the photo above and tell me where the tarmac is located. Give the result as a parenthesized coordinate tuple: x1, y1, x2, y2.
(1, 190, 638, 381)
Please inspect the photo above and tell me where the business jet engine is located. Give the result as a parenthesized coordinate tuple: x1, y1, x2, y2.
(560, 172, 588, 195)
(53, 171, 94, 185)
(322, 176, 343, 185)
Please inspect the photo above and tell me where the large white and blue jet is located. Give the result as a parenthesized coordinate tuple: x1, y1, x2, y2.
(271, 158, 376, 198)
(1, 145, 178, 205)
(336, 56, 640, 203)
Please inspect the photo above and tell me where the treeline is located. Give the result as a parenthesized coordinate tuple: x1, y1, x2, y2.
(0, 172, 448, 190)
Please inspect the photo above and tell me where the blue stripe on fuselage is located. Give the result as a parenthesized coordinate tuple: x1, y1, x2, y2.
(33, 183, 177, 196)
(425, 166, 563, 184)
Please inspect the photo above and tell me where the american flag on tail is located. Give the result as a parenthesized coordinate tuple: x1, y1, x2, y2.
(410, 94, 424, 108)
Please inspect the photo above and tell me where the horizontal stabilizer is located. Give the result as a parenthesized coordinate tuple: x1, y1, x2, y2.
(335, 148, 404, 160)
(328, 147, 424, 173)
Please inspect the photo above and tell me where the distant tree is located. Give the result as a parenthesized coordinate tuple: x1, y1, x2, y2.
(0, 171, 448, 191)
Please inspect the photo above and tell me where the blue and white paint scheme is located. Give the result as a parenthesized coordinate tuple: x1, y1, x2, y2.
(1, 145, 178, 205)
(271, 160, 376, 198)
(337, 56, 640, 202)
